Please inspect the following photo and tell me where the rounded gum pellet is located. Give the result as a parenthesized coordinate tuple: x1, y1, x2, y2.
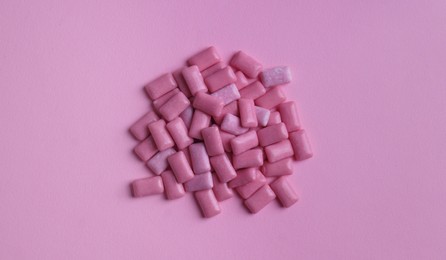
(270, 176, 299, 208)
(158, 92, 190, 121)
(194, 189, 221, 218)
(129, 111, 159, 141)
(189, 110, 211, 140)
(204, 67, 237, 92)
(201, 61, 225, 78)
(144, 73, 177, 100)
(173, 68, 192, 98)
(230, 130, 259, 155)
(189, 143, 211, 174)
(134, 136, 158, 162)
(267, 111, 282, 126)
(262, 157, 293, 177)
(228, 168, 257, 188)
(193, 92, 224, 117)
(187, 46, 221, 71)
(166, 117, 193, 150)
(219, 130, 235, 153)
(232, 148, 264, 170)
(289, 130, 313, 161)
(210, 154, 237, 182)
(239, 81, 266, 100)
(148, 119, 175, 151)
(179, 106, 194, 129)
(185, 172, 213, 192)
(244, 185, 276, 214)
(278, 101, 301, 132)
(230, 51, 263, 78)
(167, 151, 194, 183)
(239, 98, 258, 128)
(257, 122, 289, 147)
(202, 126, 225, 156)
(236, 170, 266, 199)
(161, 170, 185, 200)
(182, 65, 208, 96)
(212, 174, 234, 201)
(234, 71, 250, 90)
(132, 176, 164, 197)
(255, 86, 286, 109)
(220, 114, 249, 136)
(146, 148, 176, 175)
(264, 140, 294, 163)
(213, 101, 239, 125)
(153, 88, 180, 111)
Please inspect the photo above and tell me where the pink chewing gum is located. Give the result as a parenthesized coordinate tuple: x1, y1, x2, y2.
(146, 148, 176, 175)
(255, 86, 286, 109)
(179, 106, 194, 129)
(153, 88, 180, 111)
(289, 130, 313, 161)
(255, 106, 270, 127)
(220, 114, 249, 136)
(228, 168, 257, 188)
(260, 66, 292, 88)
(239, 98, 258, 128)
(185, 172, 213, 192)
(219, 130, 235, 153)
(145, 73, 177, 100)
(202, 126, 224, 156)
(205, 67, 237, 93)
(239, 81, 266, 100)
(167, 151, 194, 183)
(161, 170, 186, 200)
(148, 120, 175, 151)
(187, 46, 221, 71)
(267, 111, 282, 126)
(212, 174, 234, 201)
(232, 148, 264, 169)
(134, 136, 158, 162)
(132, 176, 164, 197)
(270, 176, 299, 207)
(182, 65, 208, 96)
(158, 92, 190, 121)
(210, 83, 240, 105)
(257, 122, 289, 147)
(265, 140, 294, 163)
(236, 170, 267, 199)
(194, 189, 221, 218)
(230, 51, 263, 78)
(189, 143, 211, 174)
(210, 154, 237, 182)
(189, 110, 211, 139)
(213, 101, 239, 125)
(193, 92, 224, 117)
(230, 130, 259, 155)
(201, 61, 225, 78)
(173, 69, 192, 98)
(235, 71, 250, 90)
(278, 101, 301, 132)
(129, 111, 159, 141)
(262, 158, 293, 177)
(244, 185, 276, 213)
(166, 117, 193, 150)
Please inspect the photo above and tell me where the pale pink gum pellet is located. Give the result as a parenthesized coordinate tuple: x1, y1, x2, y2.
(239, 98, 258, 128)
(179, 106, 194, 129)
(210, 83, 240, 105)
(188, 110, 211, 139)
(132, 176, 164, 197)
(209, 154, 237, 182)
(173, 68, 192, 98)
(189, 143, 211, 174)
(265, 140, 294, 163)
(260, 66, 292, 88)
(270, 176, 299, 207)
(234, 71, 250, 90)
(194, 189, 221, 218)
(148, 120, 175, 151)
(254, 86, 286, 109)
(244, 185, 276, 213)
(193, 92, 224, 117)
(230, 130, 259, 155)
(278, 101, 302, 132)
(167, 151, 194, 183)
(129, 111, 159, 141)
(289, 130, 313, 161)
(230, 51, 263, 78)
(236, 170, 267, 199)
(213, 101, 239, 125)
(204, 67, 237, 93)
(185, 172, 213, 192)
(267, 111, 282, 126)
(182, 65, 208, 96)
(257, 122, 289, 147)
(239, 81, 266, 100)
(262, 157, 293, 177)
(255, 106, 270, 127)
(153, 88, 180, 111)
(166, 117, 193, 150)
(161, 170, 186, 200)
(232, 148, 264, 169)
(144, 73, 177, 100)
(212, 174, 234, 201)
(201, 61, 225, 78)
(219, 130, 235, 153)
(202, 126, 224, 156)
(228, 168, 257, 188)
(158, 92, 190, 121)
(134, 136, 158, 162)
(220, 114, 249, 136)
(146, 148, 176, 175)
(187, 46, 221, 71)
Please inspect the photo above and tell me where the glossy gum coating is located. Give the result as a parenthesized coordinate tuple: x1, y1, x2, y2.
(239, 98, 258, 128)
(161, 170, 185, 200)
(239, 81, 266, 100)
(262, 157, 293, 177)
(144, 73, 177, 100)
(254, 86, 286, 109)
(167, 151, 194, 183)
(212, 174, 234, 201)
(232, 148, 264, 169)
(134, 136, 158, 162)
(202, 126, 225, 156)
(260, 66, 292, 88)
(255, 106, 270, 127)
(267, 111, 282, 126)
(179, 106, 194, 129)
(187, 46, 221, 71)
(230, 51, 263, 78)
(219, 130, 235, 153)
(213, 101, 239, 125)
(264, 140, 294, 163)
(166, 117, 193, 150)
(210, 154, 237, 182)
(173, 68, 192, 98)
(230, 130, 259, 155)
(201, 61, 225, 78)
(184, 172, 213, 192)
(220, 114, 249, 136)
(188, 110, 211, 139)
(236, 170, 267, 199)
(244, 185, 276, 214)
(234, 71, 250, 90)
(210, 83, 240, 105)
(148, 120, 175, 151)
(228, 168, 257, 188)
(189, 143, 211, 174)
(289, 129, 313, 161)
(146, 148, 176, 175)
(129, 111, 159, 141)
(257, 122, 289, 147)
(182, 65, 208, 96)
(193, 92, 224, 117)
(194, 189, 221, 218)
(158, 92, 190, 121)
(278, 101, 302, 132)
(153, 88, 180, 111)
(132, 176, 164, 197)
(204, 67, 237, 93)
(270, 176, 299, 207)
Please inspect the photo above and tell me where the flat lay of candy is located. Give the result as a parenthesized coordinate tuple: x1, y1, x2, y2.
(129, 46, 313, 217)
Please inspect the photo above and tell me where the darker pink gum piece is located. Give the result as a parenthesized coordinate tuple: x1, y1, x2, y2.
(132, 176, 164, 197)
(289, 129, 313, 161)
(230, 130, 259, 155)
(166, 117, 193, 150)
(189, 143, 211, 174)
(270, 176, 299, 208)
(194, 189, 221, 218)
(254, 86, 286, 109)
(209, 154, 237, 182)
(201, 61, 225, 78)
(182, 65, 208, 96)
(204, 67, 237, 93)
(212, 174, 234, 201)
(230, 51, 263, 78)
(134, 136, 158, 162)
(188, 110, 211, 140)
(232, 148, 264, 169)
(148, 119, 175, 151)
(193, 92, 224, 117)
(234, 71, 250, 90)
(236, 170, 267, 199)
(158, 92, 190, 121)
(257, 122, 289, 147)
(161, 170, 186, 200)
(167, 151, 194, 183)
(239, 81, 266, 100)
(219, 130, 235, 153)
(264, 140, 294, 163)
(267, 111, 282, 126)
(239, 98, 258, 128)
(187, 46, 221, 71)
(244, 185, 276, 214)
(129, 111, 159, 141)
(153, 88, 180, 111)
(173, 68, 192, 98)
(278, 101, 302, 132)
(144, 73, 177, 100)
(202, 126, 225, 156)
(228, 168, 257, 188)
(261, 157, 293, 177)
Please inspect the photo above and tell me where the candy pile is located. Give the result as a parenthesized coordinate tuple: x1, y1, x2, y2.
(129, 47, 312, 218)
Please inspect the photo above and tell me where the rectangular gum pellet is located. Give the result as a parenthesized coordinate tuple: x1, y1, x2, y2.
(228, 168, 257, 188)
(244, 185, 276, 213)
(255, 106, 270, 127)
(236, 170, 267, 199)
(289, 129, 313, 161)
(153, 88, 180, 111)
(232, 148, 264, 169)
(194, 189, 221, 218)
(234, 71, 250, 90)
(270, 176, 299, 207)
(132, 176, 164, 197)
(193, 92, 224, 117)
(264, 140, 294, 163)
(209, 154, 237, 182)
(129, 111, 159, 141)
(148, 119, 175, 151)
(185, 172, 213, 192)
(202, 126, 225, 156)
(210, 83, 240, 105)
(220, 114, 249, 136)
(230, 51, 263, 78)
(134, 136, 158, 162)
(239, 98, 258, 128)
(219, 130, 235, 153)
(205, 67, 237, 93)
(261, 157, 293, 177)
(213, 101, 239, 125)
(173, 68, 192, 98)
(166, 117, 193, 150)
(146, 148, 176, 175)
(201, 61, 225, 78)
(161, 170, 186, 200)
(230, 130, 259, 155)
(278, 101, 302, 132)
(187, 46, 221, 71)
(267, 111, 282, 126)
(239, 81, 266, 100)
(144, 73, 177, 100)
(254, 86, 286, 109)
(260, 66, 292, 88)
(257, 122, 289, 147)
(212, 174, 234, 201)
(179, 106, 194, 129)
(167, 151, 195, 183)
(158, 92, 190, 121)
(189, 143, 211, 174)
(189, 110, 211, 139)
(182, 65, 208, 96)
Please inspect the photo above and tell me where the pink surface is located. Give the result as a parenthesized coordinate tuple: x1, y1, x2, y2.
(1, 1, 445, 259)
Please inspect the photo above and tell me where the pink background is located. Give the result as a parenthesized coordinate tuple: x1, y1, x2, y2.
(1, 1, 445, 259)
